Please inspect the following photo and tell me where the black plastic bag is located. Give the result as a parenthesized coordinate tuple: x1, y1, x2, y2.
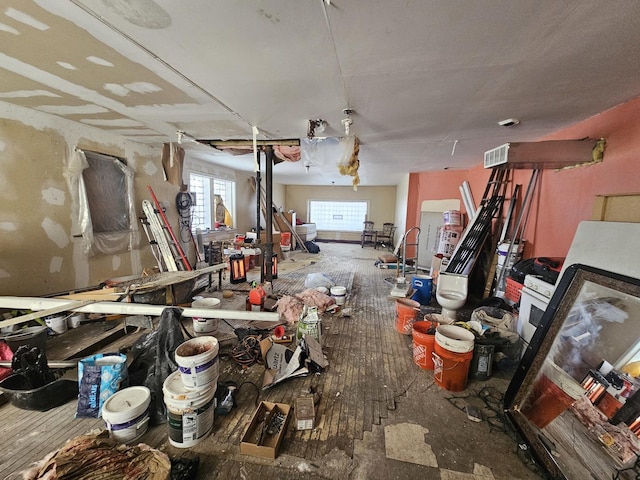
(10, 345, 54, 389)
(128, 307, 186, 425)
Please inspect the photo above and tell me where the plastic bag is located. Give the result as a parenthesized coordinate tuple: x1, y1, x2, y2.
(76, 352, 128, 418)
(128, 307, 186, 425)
(304, 272, 334, 289)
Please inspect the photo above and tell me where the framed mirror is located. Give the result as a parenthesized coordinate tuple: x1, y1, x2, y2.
(504, 264, 640, 479)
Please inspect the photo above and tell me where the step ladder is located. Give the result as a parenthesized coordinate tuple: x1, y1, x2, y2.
(444, 168, 511, 275)
(141, 188, 192, 272)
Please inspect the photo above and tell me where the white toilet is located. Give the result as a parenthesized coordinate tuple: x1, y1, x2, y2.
(436, 272, 469, 320)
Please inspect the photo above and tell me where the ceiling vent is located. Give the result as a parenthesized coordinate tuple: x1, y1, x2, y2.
(483, 139, 602, 170)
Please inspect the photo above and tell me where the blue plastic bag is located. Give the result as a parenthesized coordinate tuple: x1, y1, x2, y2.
(75, 352, 128, 418)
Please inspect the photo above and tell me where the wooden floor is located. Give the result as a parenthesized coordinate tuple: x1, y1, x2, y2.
(0, 243, 545, 480)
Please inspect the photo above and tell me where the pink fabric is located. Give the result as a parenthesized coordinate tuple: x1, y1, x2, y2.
(0, 341, 13, 381)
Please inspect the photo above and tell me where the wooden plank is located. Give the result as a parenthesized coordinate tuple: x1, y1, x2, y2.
(0, 299, 95, 329)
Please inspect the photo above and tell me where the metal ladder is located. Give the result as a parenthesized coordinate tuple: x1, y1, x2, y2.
(397, 226, 421, 277)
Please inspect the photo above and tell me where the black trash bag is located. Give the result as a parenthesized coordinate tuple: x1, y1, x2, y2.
(10, 345, 55, 389)
(305, 241, 321, 253)
(128, 307, 186, 425)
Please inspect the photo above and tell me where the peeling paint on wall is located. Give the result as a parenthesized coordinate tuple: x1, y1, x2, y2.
(0, 222, 18, 232)
(50, 256, 63, 273)
(41, 217, 69, 249)
(42, 187, 65, 206)
(86, 56, 114, 67)
(142, 160, 158, 176)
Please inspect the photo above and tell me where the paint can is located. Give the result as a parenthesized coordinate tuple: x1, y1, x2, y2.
(163, 371, 216, 448)
(436, 225, 463, 258)
(443, 210, 462, 226)
(175, 336, 219, 389)
(102, 386, 151, 444)
(45, 315, 68, 335)
(330, 286, 347, 306)
(469, 343, 494, 380)
(191, 298, 220, 334)
(497, 241, 525, 269)
(412, 320, 439, 370)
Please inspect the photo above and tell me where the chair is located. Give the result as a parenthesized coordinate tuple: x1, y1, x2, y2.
(361, 221, 376, 248)
(375, 223, 396, 250)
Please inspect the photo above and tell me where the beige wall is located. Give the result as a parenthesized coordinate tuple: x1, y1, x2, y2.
(0, 105, 176, 296)
(284, 184, 397, 242)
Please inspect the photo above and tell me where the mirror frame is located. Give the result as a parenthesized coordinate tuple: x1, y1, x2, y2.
(504, 263, 640, 480)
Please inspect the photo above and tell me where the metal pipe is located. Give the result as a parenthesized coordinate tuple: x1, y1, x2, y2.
(264, 146, 274, 283)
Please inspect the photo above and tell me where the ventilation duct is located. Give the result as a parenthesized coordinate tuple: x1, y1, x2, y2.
(484, 139, 603, 169)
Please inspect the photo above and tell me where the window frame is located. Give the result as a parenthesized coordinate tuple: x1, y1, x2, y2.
(308, 200, 369, 232)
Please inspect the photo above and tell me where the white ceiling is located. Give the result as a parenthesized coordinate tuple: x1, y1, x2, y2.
(2, 0, 640, 186)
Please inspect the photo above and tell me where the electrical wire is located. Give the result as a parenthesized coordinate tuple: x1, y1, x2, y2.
(175, 192, 193, 244)
(230, 335, 263, 368)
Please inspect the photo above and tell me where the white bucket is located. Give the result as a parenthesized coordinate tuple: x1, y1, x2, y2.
(163, 371, 216, 448)
(435, 325, 475, 353)
(175, 336, 220, 389)
(443, 210, 462, 226)
(45, 315, 68, 334)
(102, 386, 151, 444)
(330, 286, 347, 305)
(191, 298, 221, 334)
(67, 314, 83, 329)
(497, 241, 524, 268)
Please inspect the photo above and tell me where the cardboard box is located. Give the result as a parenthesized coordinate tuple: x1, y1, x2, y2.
(294, 396, 315, 430)
(240, 401, 291, 459)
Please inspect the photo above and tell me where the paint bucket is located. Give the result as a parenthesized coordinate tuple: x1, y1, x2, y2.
(175, 336, 219, 389)
(331, 286, 347, 306)
(191, 298, 221, 334)
(163, 371, 216, 448)
(412, 320, 439, 370)
(432, 325, 475, 391)
(67, 314, 83, 329)
(280, 232, 291, 247)
(102, 386, 151, 444)
(411, 275, 433, 305)
(436, 225, 463, 258)
(44, 315, 68, 335)
(469, 342, 495, 380)
(497, 241, 525, 269)
(394, 298, 420, 335)
(443, 210, 462, 226)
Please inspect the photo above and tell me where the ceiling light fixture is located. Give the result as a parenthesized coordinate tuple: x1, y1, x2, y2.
(341, 108, 354, 135)
(498, 118, 520, 127)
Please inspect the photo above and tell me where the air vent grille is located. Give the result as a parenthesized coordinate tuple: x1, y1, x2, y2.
(484, 143, 510, 168)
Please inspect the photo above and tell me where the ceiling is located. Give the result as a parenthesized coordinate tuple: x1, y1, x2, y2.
(2, 1, 640, 186)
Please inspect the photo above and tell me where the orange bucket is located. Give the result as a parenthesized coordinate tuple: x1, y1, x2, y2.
(432, 340, 474, 392)
(395, 298, 420, 335)
(280, 232, 291, 247)
(412, 321, 438, 370)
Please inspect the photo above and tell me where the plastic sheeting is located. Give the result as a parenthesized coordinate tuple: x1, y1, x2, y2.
(65, 148, 138, 256)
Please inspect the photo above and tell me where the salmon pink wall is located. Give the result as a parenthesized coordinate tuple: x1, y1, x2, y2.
(409, 96, 640, 259)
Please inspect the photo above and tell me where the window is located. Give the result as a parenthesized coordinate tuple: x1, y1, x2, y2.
(189, 172, 235, 230)
(70, 148, 136, 256)
(308, 200, 368, 231)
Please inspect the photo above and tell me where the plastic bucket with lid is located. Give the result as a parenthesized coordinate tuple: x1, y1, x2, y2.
(102, 386, 151, 444)
(191, 298, 221, 334)
(175, 336, 219, 389)
(163, 371, 216, 448)
(330, 286, 347, 306)
(45, 315, 68, 334)
(280, 232, 291, 247)
(412, 320, 438, 370)
(432, 324, 475, 392)
(395, 298, 420, 335)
